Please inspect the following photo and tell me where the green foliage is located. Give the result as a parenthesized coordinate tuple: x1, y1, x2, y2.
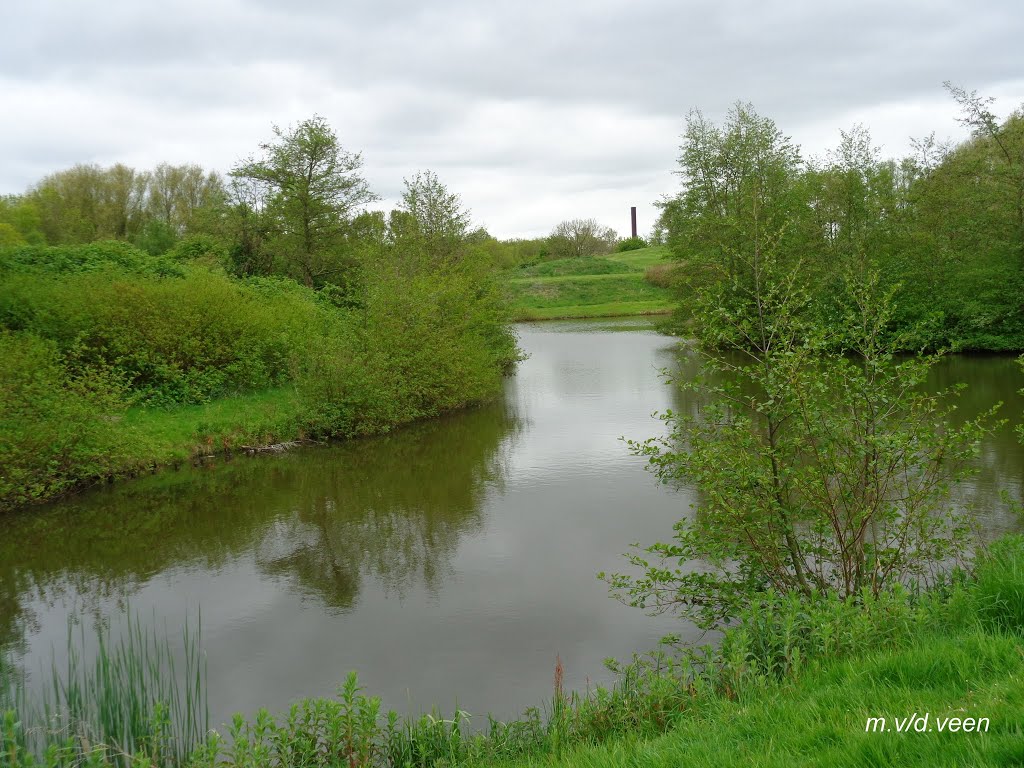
(0, 241, 184, 278)
(1, 170, 519, 511)
(229, 115, 377, 287)
(615, 99, 1011, 629)
(0, 332, 129, 511)
(473, 236, 550, 269)
(667, 103, 805, 306)
(0, 262, 322, 406)
(134, 219, 178, 255)
(547, 219, 618, 260)
(615, 236, 647, 252)
(610, 266, 998, 627)
(0, 224, 26, 248)
(22, 163, 224, 249)
(397, 170, 472, 263)
(0, 195, 45, 245)
(165, 235, 228, 265)
(295, 248, 517, 438)
(660, 92, 1024, 351)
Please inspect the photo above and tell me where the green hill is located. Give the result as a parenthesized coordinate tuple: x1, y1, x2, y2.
(506, 246, 676, 320)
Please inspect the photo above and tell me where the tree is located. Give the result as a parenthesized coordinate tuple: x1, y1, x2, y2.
(663, 103, 810, 333)
(605, 267, 997, 629)
(231, 115, 377, 287)
(895, 87, 1024, 349)
(603, 104, 999, 630)
(396, 170, 471, 262)
(0, 195, 43, 245)
(547, 218, 617, 259)
(29, 164, 147, 244)
(144, 163, 225, 237)
(944, 81, 1024, 259)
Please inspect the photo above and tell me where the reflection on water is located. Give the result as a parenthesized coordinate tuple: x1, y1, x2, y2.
(0, 403, 516, 649)
(1, 319, 1021, 726)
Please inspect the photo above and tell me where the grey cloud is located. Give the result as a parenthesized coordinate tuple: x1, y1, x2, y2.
(2, 0, 1023, 235)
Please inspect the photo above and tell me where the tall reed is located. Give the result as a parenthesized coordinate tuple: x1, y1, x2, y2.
(4, 611, 207, 767)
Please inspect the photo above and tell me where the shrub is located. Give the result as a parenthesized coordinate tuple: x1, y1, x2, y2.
(0, 263, 327, 405)
(643, 262, 677, 288)
(0, 331, 130, 510)
(0, 240, 184, 278)
(616, 236, 647, 252)
(606, 271, 999, 629)
(295, 255, 514, 438)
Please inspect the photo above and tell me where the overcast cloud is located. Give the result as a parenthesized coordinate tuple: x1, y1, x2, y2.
(2, 0, 1023, 238)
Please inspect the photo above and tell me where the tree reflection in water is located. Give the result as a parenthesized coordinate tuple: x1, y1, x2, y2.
(0, 400, 520, 651)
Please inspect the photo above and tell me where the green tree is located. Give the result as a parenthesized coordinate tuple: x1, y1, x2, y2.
(143, 163, 225, 238)
(894, 87, 1024, 350)
(604, 104, 1000, 629)
(945, 81, 1024, 260)
(663, 103, 809, 333)
(398, 170, 471, 262)
(546, 218, 617, 260)
(231, 115, 378, 287)
(0, 195, 44, 245)
(800, 126, 916, 338)
(606, 269, 996, 629)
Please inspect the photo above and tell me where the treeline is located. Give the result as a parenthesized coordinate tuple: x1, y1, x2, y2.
(0, 163, 223, 253)
(0, 117, 519, 511)
(657, 84, 1024, 351)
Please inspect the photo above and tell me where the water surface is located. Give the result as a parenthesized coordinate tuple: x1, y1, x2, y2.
(1, 320, 1021, 726)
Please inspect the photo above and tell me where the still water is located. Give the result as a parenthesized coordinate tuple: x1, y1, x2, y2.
(1, 320, 1022, 727)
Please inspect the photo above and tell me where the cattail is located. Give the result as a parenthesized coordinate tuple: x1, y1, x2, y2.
(553, 654, 564, 703)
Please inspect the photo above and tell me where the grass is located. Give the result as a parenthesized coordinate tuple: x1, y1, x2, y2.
(508, 629, 1024, 768)
(605, 246, 672, 269)
(121, 386, 303, 463)
(514, 258, 634, 278)
(507, 246, 676, 321)
(21, 386, 310, 503)
(514, 300, 676, 321)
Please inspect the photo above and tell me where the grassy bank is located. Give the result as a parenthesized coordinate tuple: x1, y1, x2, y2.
(506, 246, 677, 320)
(5, 537, 1022, 767)
(513, 629, 1024, 768)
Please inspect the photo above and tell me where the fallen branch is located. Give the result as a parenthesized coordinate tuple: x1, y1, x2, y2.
(240, 440, 305, 455)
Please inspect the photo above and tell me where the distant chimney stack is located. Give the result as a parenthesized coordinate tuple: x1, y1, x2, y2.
(630, 206, 637, 239)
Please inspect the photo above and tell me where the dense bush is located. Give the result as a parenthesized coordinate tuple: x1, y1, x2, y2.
(0, 233, 518, 509)
(0, 332, 131, 510)
(615, 236, 647, 252)
(296, 254, 516, 437)
(0, 241, 184, 277)
(0, 264, 324, 405)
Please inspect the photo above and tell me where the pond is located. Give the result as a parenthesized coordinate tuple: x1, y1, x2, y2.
(1, 319, 1021, 727)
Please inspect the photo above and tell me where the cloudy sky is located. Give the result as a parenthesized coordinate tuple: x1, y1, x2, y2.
(2, 0, 1023, 239)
